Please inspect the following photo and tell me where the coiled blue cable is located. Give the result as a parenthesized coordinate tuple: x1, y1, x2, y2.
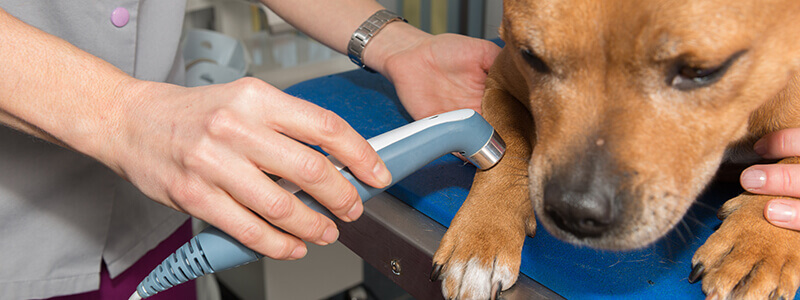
(136, 235, 213, 297)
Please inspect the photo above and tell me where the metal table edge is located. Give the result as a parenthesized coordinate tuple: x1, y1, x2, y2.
(335, 192, 564, 300)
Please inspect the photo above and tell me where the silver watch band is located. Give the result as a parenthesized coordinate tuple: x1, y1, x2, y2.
(348, 9, 407, 73)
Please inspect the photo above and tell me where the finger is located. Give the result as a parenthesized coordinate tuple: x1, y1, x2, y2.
(753, 128, 800, 159)
(201, 153, 340, 246)
(470, 40, 499, 117)
(264, 97, 392, 190)
(764, 199, 800, 231)
(740, 164, 800, 198)
(196, 102, 364, 222)
(170, 177, 307, 260)
(254, 131, 365, 222)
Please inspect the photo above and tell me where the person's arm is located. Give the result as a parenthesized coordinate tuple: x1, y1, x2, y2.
(0, 8, 129, 152)
(738, 128, 800, 230)
(258, 1, 386, 56)
(261, 0, 502, 119)
(259, 1, 422, 73)
(0, 7, 392, 259)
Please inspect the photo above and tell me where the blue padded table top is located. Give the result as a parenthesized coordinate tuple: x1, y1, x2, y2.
(283, 70, 794, 300)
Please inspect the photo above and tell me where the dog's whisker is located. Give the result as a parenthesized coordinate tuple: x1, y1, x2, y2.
(682, 212, 710, 229)
(674, 226, 688, 245)
(690, 200, 718, 212)
(680, 219, 697, 241)
(675, 227, 689, 245)
(660, 233, 682, 252)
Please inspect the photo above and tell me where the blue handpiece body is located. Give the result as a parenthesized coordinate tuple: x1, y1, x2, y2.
(135, 109, 501, 298)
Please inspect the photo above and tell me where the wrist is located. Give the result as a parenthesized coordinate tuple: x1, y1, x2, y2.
(85, 76, 150, 174)
(362, 21, 430, 76)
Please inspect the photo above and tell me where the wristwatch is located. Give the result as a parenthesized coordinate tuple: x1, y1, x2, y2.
(347, 9, 407, 73)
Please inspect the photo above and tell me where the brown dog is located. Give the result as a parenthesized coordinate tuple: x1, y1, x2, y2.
(432, 0, 800, 299)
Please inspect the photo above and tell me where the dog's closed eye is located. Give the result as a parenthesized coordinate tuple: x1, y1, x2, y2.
(520, 48, 551, 74)
(669, 50, 747, 91)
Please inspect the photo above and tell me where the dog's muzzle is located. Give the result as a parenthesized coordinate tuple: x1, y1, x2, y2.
(542, 151, 622, 238)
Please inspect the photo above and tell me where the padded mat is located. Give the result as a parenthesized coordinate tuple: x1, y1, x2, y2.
(283, 68, 794, 299)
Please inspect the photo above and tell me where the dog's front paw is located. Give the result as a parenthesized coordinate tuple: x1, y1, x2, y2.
(692, 194, 800, 299)
(432, 215, 527, 299)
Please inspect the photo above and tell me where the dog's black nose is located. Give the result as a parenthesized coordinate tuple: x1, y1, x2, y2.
(544, 181, 617, 237)
(543, 150, 620, 238)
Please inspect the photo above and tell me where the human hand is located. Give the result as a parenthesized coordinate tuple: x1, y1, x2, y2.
(101, 77, 391, 260)
(739, 128, 800, 230)
(365, 23, 501, 120)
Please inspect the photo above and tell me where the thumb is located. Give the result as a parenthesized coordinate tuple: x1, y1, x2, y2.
(481, 41, 502, 72)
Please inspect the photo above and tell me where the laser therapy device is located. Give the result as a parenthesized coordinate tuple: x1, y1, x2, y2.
(130, 109, 505, 299)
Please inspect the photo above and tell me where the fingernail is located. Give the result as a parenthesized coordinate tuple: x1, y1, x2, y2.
(754, 139, 768, 156)
(373, 161, 393, 187)
(290, 246, 307, 259)
(322, 227, 339, 244)
(767, 200, 796, 223)
(741, 169, 767, 189)
(346, 202, 363, 221)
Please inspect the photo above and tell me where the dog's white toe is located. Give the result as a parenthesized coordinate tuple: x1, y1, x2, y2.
(440, 258, 516, 299)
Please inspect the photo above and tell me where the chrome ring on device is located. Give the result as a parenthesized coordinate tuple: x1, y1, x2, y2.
(466, 130, 506, 170)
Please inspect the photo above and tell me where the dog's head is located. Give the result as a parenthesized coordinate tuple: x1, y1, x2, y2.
(501, 0, 800, 249)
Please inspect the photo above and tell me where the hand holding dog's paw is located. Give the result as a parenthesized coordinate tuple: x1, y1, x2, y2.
(369, 28, 501, 120)
(691, 193, 800, 299)
(432, 208, 526, 299)
(742, 129, 800, 231)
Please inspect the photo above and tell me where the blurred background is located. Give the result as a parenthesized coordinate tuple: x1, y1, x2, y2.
(184, 0, 502, 89)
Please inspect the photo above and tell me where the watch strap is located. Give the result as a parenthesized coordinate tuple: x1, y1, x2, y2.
(347, 10, 407, 73)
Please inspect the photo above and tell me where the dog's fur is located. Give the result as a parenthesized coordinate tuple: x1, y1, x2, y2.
(432, 0, 800, 298)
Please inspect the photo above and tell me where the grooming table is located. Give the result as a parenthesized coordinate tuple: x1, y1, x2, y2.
(283, 66, 795, 300)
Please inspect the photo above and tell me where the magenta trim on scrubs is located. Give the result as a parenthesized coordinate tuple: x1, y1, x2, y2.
(44, 220, 196, 300)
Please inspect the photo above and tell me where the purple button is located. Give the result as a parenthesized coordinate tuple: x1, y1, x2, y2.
(111, 7, 129, 28)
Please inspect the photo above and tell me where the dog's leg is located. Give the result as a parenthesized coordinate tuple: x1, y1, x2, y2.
(692, 158, 800, 299)
(432, 51, 535, 299)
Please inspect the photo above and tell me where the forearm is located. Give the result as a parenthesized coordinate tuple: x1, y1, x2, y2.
(259, 0, 430, 75)
(0, 8, 132, 158)
(0, 6, 401, 260)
